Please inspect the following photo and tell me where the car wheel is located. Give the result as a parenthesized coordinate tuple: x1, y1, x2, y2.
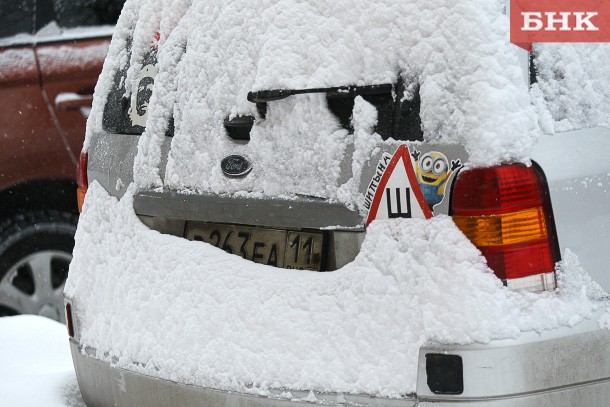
(0, 211, 78, 323)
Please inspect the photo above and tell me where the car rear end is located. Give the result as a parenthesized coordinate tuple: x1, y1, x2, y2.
(66, 0, 610, 405)
(69, 127, 610, 407)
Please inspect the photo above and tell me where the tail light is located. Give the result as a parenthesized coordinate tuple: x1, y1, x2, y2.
(450, 163, 560, 292)
(76, 152, 88, 213)
(65, 303, 75, 338)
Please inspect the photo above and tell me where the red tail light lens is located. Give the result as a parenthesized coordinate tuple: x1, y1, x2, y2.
(76, 152, 88, 213)
(65, 303, 74, 338)
(451, 163, 560, 292)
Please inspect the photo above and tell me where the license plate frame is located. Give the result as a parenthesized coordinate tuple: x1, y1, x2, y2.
(185, 222, 325, 271)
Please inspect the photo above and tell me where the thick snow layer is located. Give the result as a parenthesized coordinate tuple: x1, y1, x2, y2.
(84, 0, 147, 150)
(531, 43, 610, 134)
(85, 0, 539, 198)
(65, 182, 608, 397)
(0, 316, 84, 407)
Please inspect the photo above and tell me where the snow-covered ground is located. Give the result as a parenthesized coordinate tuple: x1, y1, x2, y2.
(0, 316, 84, 407)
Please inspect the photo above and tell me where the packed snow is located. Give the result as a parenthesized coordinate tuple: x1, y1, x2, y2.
(71, 0, 610, 400)
(531, 43, 610, 134)
(65, 182, 608, 397)
(0, 316, 84, 407)
(83, 0, 610, 208)
(84, 0, 539, 202)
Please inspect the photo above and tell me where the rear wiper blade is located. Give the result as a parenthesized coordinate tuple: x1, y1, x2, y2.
(247, 83, 393, 103)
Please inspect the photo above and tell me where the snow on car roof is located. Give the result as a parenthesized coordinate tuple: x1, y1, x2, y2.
(532, 43, 610, 134)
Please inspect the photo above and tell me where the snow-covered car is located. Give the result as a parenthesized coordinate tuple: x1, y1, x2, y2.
(0, 0, 124, 322)
(64, 0, 610, 406)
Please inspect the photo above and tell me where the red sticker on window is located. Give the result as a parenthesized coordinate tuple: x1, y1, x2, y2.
(152, 32, 160, 50)
(510, 0, 610, 51)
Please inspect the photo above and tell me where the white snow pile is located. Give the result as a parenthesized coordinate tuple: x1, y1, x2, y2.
(85, 0, 538, 201)
(0, 316, 84, 407)
(532, 43, 610, 134)
(65, 182, 608, 397)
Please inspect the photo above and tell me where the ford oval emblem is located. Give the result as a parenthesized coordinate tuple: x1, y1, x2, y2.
(221, 155, 252, 177)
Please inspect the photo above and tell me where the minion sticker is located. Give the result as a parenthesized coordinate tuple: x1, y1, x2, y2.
(411, 149, 462, 211)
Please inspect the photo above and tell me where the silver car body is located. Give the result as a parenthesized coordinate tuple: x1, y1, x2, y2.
(66, 0, 610, 402)
(66, 124, 610, 406)
(68, 311, 610, 406)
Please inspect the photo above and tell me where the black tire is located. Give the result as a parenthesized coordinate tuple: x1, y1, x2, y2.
(0, 211, 78, 323)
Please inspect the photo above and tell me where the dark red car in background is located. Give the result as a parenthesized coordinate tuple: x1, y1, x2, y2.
(0, 0, 124, 322)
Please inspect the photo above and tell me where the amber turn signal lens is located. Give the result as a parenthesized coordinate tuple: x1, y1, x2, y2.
(453, 207, 548, 247)
(76, 152, 88, 213)
(77, 187, 87, 213)
(451, 164, 560, 290)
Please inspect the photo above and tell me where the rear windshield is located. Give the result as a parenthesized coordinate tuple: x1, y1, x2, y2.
(93, 0, 550, 201)
(103, 55, 423, 142)
(324, 81, 423, 142)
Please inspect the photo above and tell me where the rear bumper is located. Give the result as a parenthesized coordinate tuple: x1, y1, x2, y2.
(69, 339, 416, 407)
(70, 313, 610, 407)
(416, 317, 610, 406)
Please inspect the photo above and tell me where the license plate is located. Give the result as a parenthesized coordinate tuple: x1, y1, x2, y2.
(185, 223, 325, 271)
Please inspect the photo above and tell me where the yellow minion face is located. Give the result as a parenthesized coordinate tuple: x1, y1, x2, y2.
(416, 152, 450, 186)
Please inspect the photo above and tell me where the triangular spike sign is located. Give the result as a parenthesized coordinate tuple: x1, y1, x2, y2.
(365, 145, 433, 226)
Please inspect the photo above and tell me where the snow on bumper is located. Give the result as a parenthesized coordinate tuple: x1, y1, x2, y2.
(65, 182, 609, 399)
(69, 337, 415, 406)
(68, 313, 610, 407)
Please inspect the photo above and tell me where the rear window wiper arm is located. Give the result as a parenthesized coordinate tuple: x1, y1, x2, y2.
(247, 83, 393, 103)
